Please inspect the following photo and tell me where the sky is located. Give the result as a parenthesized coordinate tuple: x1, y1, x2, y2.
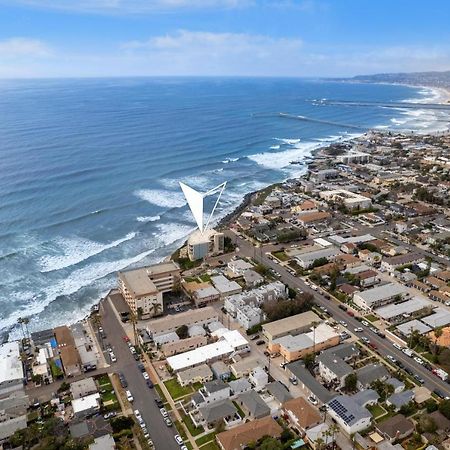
(0, 0, 449, 78)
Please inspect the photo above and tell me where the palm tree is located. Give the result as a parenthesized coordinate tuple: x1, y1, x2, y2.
(150, 302, 163, 317)
(330, 424, 339, 449)
(17, 318, 26, 340)
(432, 327, 443, 355)
(130, 312, 138, 347)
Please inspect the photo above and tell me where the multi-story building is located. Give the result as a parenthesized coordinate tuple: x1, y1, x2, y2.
(352, 283, 410, 311)
(319, 189, 372, 211)
(118, 261, 180, 318)
(187, 228, 224, 261)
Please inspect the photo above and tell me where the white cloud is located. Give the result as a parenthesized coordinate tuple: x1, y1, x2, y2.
(119, 30, 303, 76)
(5, 0, 252, 14)
(0, 37, 52, 58)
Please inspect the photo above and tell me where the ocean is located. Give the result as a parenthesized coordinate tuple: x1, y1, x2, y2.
(0, 77, 448, 340)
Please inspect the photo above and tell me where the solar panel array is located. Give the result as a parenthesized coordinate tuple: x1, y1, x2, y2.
(329, 399, 355, 425)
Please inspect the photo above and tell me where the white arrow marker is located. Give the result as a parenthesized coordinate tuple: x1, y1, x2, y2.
(179, 181, 227, 235)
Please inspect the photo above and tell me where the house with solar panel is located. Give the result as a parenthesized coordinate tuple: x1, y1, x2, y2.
(326, 395, 372, 434)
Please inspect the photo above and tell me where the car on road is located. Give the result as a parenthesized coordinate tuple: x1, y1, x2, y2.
(354, 327, 363, 332)
(123, 335, 130, 342)
(280, 362, 287, 369)
(180, 446, 188, 450)
(164, 417, 173, 427)
(155, 398, 164, 408)
(339, 321, 348, 327)
(387, 355, 397, 364)
(160, 408, 168, 418)
(433, 389, 450, 400)
(137, 363, 145, 372)
(414, 357, 424, 365)
(146, 379, 154, 389)
(250, 334, 260, 341)
(109, 352, 117, 363)
(126, 390, 134, 402)
(308, 395, 318, 405)
(143, 372, 150, 380)
(256, 340, 265, 346)
(405, 367, 413, 376)
(174, 435, 184, 446)
(118, 372, 128, 388)
(289, 376, 298, 385)
(361, 320, 369, 327)
(414, 374, 425, 384)
(392, 343, 402, 350)
(397, 361, 404, 369)
(368, 342, 377, 350)
(103, 411, 117, 419)
(143, 431, 150, 439)
(361, 337, 370, 343)
(134, 409, 141, 420)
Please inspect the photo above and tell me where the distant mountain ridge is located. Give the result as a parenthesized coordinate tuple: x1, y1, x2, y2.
(348, 70, 450, 90)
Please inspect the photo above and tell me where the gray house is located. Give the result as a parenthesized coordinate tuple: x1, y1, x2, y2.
(237, 390, 270, 419)
(356, 364, 389, 389)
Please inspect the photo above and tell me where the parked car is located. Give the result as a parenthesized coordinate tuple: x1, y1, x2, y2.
(165, 418, 173, 427)
(126, 390, 134, 402)
(160, 408, 168, 418)
(354, 327, 363, 332)
(118, 372, 128, 388)
(137, 363, 145, 372)
(308, 395, 318, 405)
(143, 372, 150, 380)
(109, 352, 117, 363)
(174, 435, 184, 446)
(146, 379, 154, 389)
(256, 340, 265, 346)
(250, 334, 260, 341)
(155, 398, 164, 408)
(393, 343, 402, 350)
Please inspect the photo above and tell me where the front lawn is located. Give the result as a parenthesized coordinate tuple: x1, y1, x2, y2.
(367, 403, 386, 419)
(164, 378, 194, 400)
(199, 442, 220, 450)
(196, 432, 216, 446)
(365, 314, 379, 323)
(182, 414, 203, 437)
(272, 251, 289, 262)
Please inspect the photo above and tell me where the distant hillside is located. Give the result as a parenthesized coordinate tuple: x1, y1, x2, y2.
(349, 71, 450, 90)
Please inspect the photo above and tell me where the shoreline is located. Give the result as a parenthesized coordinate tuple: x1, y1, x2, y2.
(4, 81, 450, 342)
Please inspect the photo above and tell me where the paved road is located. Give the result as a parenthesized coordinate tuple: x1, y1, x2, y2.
(100, 298, 180, 450)
(227, 230, 450, 397)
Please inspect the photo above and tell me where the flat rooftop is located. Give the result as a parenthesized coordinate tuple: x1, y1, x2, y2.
(0, 341, 24, 384)
(354, 283, 408, 306)
(118, 268, 157, 297)
(375, 296, 431, 320)
(422, 308, 450, 328)
(262, 311, 320, 339)
(396, 319, 432, 336)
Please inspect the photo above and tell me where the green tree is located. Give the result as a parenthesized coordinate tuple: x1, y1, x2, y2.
(344, 373, 357, 392)
(150, 302, 163, 317)
(176, 325, 189, 339)
(258, 436, 283, 450)
(439, 399, 450, 419)
(303, 353, 316, 371)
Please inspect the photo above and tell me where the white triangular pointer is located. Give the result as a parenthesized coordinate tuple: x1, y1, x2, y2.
(179, 181, 227, 234)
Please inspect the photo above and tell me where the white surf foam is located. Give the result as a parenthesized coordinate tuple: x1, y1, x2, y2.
(39, 232, 137, 273)
(222, 157, 239, 163)
(134, 188, 186, 208)
(275, 138, 301, 145)
(248, 141, 318, 170)
(269, 145, 280, 150)
(136, 215, 160, 223)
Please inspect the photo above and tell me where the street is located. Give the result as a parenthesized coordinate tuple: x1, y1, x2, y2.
(226, 230, 450, 396)
(100, 297, 181, 450)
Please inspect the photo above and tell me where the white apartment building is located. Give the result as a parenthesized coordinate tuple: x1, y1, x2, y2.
(187, 228, 224, 261)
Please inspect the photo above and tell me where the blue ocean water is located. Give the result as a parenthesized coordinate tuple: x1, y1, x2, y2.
(0, 77, 446, 339)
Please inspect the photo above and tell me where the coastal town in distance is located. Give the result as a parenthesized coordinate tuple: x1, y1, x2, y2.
(3, 77, 450, 450)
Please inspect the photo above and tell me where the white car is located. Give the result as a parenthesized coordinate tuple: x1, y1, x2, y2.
(160, 408, 168, 418)
(354, 327, 363, 332)
(110, 352, 117, 363)
(414, 357, 424, 365)
(143, 372, 150, 380)
(126, 390, 134, 402)
(340, 321, 348, 328)
(387, 355, 397, 364)
(174, 435, 184, 446)
(361, 337, 370, 343)
(308, 395, 318, 405)
(393, 343, 402, 350)
(361, 320, 369, 327)
(134, 409, 142, 420)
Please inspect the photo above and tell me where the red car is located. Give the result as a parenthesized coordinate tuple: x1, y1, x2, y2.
(123, 335, 130, 342)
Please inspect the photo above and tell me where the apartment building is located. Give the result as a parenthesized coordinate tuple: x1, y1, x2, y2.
(187, 228, 224, 261)
(118, 261, 180, 318)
